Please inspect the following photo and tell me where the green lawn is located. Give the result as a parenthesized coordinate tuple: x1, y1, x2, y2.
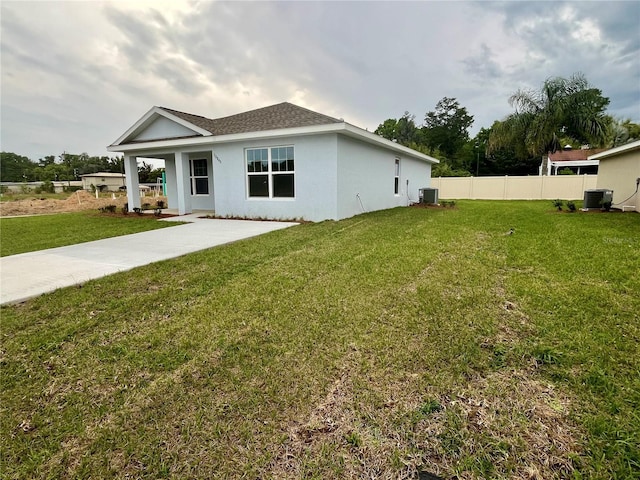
(1, 201, 638, 479)
(0, 211, 180, 256)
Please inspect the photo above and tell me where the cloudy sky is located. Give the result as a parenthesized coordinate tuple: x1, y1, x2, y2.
(2, 0, 639, 163)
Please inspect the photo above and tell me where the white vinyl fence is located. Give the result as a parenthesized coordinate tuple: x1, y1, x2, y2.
(431, 175, 598, 200)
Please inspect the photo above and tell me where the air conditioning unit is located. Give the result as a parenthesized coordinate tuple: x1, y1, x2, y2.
(419, 188, 438, 204)
(583, 189, 613, 210)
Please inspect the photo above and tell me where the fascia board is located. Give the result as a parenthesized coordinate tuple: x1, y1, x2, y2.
(550, 160, 599, 167)
(341, 123, 440, 164)
(107, 123, 346, 152)
(107, 121, 438, 165)
(110, 106, 212, 146)
(588, 140, 640, 160)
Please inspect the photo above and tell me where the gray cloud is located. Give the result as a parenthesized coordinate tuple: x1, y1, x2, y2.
(1, 0, 638, 161)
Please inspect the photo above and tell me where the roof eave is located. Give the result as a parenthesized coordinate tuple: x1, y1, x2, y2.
(110, 106, 213, 146)
(588, 140, 640, 160)
(107, 122, 438, 164)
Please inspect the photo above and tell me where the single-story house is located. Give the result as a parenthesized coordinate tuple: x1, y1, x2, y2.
(539, 145, 606, 175)
(106, 102, 439, 221)
(590, 140, 640, 212)
(81, 172, 126, 192)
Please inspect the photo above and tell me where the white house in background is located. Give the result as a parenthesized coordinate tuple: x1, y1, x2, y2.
(107, 102, 438, 221)
(590, 140, 640, 212)
(539, 145, 606, 175)
(80, 172, 126, 192)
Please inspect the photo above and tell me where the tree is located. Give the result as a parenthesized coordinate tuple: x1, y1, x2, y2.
(374, 112, 421, 145)
(489, 73, 611, 157)
(0, 152, 38, 182)
(423, 97, 474, 158)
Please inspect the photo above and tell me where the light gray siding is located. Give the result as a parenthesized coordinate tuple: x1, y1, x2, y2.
(212, 134, 339, 222)
(336, 136, 432, 219)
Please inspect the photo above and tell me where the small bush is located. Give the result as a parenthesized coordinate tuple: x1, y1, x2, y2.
(552, 199, 564, 211)
(567, 201, 577, 212)
(156, 200, 165, 209)
(154, 208, 162, 217)
(142, 203, 151, 210)
(133, 207, 143, 215)
(98, 205, 117, 214)
(122, 203, 129, 215)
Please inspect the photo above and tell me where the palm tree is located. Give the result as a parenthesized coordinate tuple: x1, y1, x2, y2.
(489, 73, 611, 157)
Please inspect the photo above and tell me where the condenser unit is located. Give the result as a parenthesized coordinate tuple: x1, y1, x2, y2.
(583, 189, 613, 210)
(419, 188, 439, 204)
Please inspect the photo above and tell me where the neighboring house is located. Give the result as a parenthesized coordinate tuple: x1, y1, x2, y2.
(81, 172, 126, 192)
(590, 140, 640, 212)
(107, 102, 438, 221)
(539, 146, 605, 175)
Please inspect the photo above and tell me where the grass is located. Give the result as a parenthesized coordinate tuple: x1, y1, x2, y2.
(1, 201, 638, 478)
(0, 211, 180, 256)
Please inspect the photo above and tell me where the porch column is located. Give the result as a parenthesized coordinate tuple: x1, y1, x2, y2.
(174, 152, 192, 215)
(124, 155, 141, 210)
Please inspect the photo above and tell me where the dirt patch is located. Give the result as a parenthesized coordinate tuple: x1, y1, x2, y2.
(0, 191, 166, 217)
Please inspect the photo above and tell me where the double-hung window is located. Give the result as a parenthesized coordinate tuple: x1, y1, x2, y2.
(394, 158, 400, 195)
(190, 158, 209, 195)
(246, 146, 295, 198)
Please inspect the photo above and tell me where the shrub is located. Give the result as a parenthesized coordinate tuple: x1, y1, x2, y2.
(99, 205, 117, 214)
(552, 199, 564, 211)
(567, 201, 577, 212)
(156, 200, 165, 209)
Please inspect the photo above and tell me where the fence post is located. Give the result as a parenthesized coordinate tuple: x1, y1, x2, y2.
(503, 176, 508, 199)
(540, 175, 545, 199)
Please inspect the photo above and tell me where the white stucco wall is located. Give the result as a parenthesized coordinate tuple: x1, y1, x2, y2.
(133, 117, 197, 141)
(596, 149, 640, 211)
(212, 134, 339, 221)
(163, 151, 214, 210)
(336, 136, 432, 219)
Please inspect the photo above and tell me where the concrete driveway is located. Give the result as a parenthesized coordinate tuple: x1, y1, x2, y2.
(0, 215, 297, 305)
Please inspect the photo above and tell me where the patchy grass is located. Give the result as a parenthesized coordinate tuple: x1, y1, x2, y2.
(0, 211, 180, 256)
(0, 191, 71, 202)
(1, 201, 638, 479)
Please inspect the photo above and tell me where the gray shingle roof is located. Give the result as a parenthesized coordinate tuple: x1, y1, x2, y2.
(160, 102, 342, 137)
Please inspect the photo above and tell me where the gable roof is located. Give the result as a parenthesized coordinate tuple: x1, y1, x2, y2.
(108, 102, 439, 164)
(548, 148, 606, 162)
(588, 140, 640, 161)
(160, 102, 342, 136)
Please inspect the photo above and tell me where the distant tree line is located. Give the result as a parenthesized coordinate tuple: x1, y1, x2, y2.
(0, 152, 164, 184)
(375, 73, 640, 177)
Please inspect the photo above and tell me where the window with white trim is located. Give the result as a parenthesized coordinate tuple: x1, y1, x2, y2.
(246, 146, 295, 198)
(394, 158, 400, 195)
(190, 159, 209, 195)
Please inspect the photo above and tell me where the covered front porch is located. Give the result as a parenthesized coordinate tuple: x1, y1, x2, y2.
(123, 149, 215, 215)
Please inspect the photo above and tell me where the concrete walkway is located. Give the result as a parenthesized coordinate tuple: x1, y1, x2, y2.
(0, 215, 297, 305)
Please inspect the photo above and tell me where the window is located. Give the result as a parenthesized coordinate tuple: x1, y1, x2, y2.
(190, 159, 208, 195)
(394, 158, 400, 195)
(246, 146, 294, 198)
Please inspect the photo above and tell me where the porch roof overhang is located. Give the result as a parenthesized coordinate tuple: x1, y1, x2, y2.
(107, 122, 439, 165)
(549, 159, 599, 168)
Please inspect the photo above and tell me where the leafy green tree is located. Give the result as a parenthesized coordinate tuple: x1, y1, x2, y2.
(0, 152, 38, 181)
(374, 112, 421, 145)
(423, 97, 474, 158)
(489, 73, 611, 157)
